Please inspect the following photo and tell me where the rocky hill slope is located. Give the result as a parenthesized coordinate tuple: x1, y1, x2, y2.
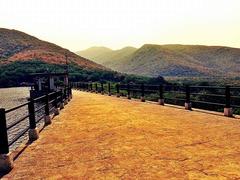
(0, 28, 106, 70)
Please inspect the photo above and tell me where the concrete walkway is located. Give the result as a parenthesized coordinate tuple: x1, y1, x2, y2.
(3, 90, 240, 179)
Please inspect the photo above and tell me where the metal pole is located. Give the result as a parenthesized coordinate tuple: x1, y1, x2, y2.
(28, 99, 36, 129)
(141, 83, 145, 102)
(186, 86, 190, 103)
(101, 83, 104, 94)
(108, 83, 111, 96)
(116, 83, 120, 97)
(127, 83, 131, 99)
(224, 86, 233, 117)
(225, 86, 230, 108)
(185, 85, 191, 110)
(0, 108, 9, 154)
(95, 83, 98, 93)
(45, 94, 50, 116)
(158, 85, 164, 105)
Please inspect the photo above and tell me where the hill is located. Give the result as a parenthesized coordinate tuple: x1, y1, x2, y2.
(0, 28, 105, 70)
(0, 29, 164, 87)
(76, 46, 137, 65)
(76, 46, 113, 64)
(77, 44, 240, 78)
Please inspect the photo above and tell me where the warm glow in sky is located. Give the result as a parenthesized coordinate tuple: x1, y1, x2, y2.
(1, 0, 240, 51)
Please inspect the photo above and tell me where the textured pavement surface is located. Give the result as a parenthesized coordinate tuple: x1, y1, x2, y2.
(3, 90, 240, 179)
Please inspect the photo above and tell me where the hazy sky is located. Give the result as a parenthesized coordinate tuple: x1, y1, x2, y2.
(1, 0, 240, 51)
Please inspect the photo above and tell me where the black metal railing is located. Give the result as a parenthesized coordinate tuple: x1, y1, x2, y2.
(0, 86, 72, 155)
(71, 82, 240, 117)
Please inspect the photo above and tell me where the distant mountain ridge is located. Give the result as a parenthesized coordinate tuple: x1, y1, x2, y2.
(77, 44, 240, 78)
(0, 28, 106, 70)
(75, 46, 113, 64)
(77, 46, 137, 64)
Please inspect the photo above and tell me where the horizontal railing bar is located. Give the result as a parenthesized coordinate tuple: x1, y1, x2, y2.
(191, 100, 225, 106)
(8, 126, 30, 146)
(48, 99, 55, 105)
(7, 114, 29, 130)
(164, 97, 185, 101)
(164, 85, 184, 88)
(5, 102, 29, 114)
(230, 87, 240, 89)
(144, 89, 158, 93)
(48, 92, 56, 96)
(144, 85, 160, 88)
(49, 106, 55, 113)
(165, 91, 185, 94)
(119, 88, 158, 93)
(191, 93, 225, 98)
(36, 114, 45, 123)
(143, 89, 158, 93)
(34, 95, 47, 102)
(35, 104, 46, 114)
(130, 88, 141, 92)
(190, 86, 225, 89)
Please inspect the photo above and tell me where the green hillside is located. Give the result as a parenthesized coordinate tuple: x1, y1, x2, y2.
(76, 46, 137, 65)
(0, 29, 165, 87)
(75, 46, 113, 64)
(77, 44, 240, 79)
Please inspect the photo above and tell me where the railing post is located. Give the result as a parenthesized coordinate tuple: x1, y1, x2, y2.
(141, 83, 145, 102)
(158, 85, 164, 105)
(60, 90, 64, 109)
(69, 86, 73, 99)
(28, 99, 39, 141)
(95, 83, 98, 93)
(90, 83, 93, 92)
(101, 83, 104, 95)
(44, 94, 52, 125)
(64, 87, 68, 105)
(224, 86, 233, 117)
(185, 85, 192, 110)
(67, 86, 70, 101)
(0, 108, 13, 173)
(0, 109, 9, 154)
(116, 83, 120, 97)
(68, 86, 72, 101)
(127, 83, 131, 99)
(53, 92, 60, 116)
(108, 83, 111, 96)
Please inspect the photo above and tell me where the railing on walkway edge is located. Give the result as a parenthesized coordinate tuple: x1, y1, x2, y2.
(0, 86, 72, 173)
(71, 82, 240, 117)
